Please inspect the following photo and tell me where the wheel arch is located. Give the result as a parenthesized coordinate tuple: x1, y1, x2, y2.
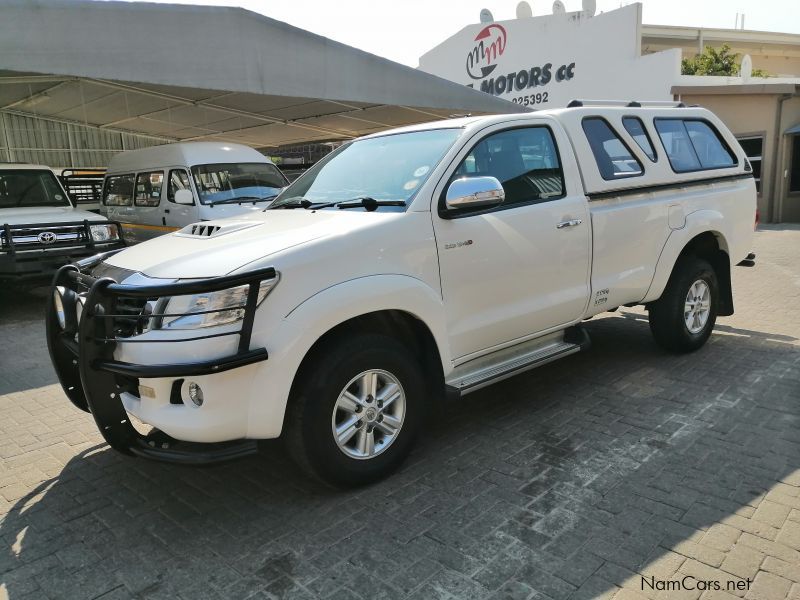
(289, 308, 446, 409)
(645, 223, 734, 316)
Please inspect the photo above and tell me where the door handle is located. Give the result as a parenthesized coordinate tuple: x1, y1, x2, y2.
(556, 219, 582, 229)
(164, 209, 170, 214)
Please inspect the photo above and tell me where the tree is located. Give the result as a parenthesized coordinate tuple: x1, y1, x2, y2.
(681, 44, 769, 77)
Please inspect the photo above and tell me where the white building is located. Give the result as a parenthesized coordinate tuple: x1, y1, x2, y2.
(418, 2, 800, 222)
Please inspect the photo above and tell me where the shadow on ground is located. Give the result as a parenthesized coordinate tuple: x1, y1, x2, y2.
(0, 287, 58, 394)
(1, 312, 798, 599)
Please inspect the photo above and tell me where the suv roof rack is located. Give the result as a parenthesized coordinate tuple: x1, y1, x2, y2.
(566, 99, 686, 108)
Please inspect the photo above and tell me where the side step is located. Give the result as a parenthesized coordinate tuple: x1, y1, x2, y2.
(446, 326, 590, 396)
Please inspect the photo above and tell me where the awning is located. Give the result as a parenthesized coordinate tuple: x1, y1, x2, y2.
(0, 0, 522, 149)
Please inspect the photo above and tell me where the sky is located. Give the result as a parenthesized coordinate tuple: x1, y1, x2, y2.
(111, 0, 800, 66)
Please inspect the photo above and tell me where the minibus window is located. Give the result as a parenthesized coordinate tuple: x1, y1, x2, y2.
(167, 169, 193, 203)
(191, 162, 287, 205)
(134, 171, 164, 207)
(103, 174, 134, 206)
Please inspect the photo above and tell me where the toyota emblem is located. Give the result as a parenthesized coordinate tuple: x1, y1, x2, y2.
(37, 231, 57, 244)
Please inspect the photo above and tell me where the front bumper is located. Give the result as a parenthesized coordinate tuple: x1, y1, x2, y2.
(45, 257, 276, 464)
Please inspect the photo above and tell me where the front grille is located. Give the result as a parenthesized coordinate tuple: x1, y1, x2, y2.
(1, 222, 91, 251)
(113, 297, 152, 338)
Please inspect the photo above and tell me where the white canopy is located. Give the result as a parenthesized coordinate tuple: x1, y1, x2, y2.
(0, 0, 521, 149)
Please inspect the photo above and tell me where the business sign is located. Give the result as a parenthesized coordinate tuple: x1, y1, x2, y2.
(418, 3, 678, 109)
(461, 22, 576, 107)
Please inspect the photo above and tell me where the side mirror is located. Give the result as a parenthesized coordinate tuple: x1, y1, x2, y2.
(174, 189, 194, 205)
(445, 176, 505, 210)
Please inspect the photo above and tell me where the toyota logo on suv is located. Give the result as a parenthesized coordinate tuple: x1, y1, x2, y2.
(37, 231, 58, 244)
(466, 24, 507, 80)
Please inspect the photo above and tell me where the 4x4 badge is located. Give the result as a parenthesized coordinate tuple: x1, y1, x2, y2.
(444, 240, 473, 250)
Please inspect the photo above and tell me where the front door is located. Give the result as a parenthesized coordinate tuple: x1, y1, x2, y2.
(165, 168, 197, 228)
(433, 123, 591, 361)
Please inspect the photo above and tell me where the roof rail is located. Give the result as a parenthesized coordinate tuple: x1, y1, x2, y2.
(566, 99, 687, 108)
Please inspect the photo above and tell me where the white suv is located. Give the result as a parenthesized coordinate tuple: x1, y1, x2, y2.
(1, 164, 124, 284)
(46, 103, 756, 485)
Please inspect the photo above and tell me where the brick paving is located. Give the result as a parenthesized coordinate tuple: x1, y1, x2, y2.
(1, 225, 799, 600)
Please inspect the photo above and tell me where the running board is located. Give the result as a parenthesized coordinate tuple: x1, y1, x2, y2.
(446, 326, 590, 396)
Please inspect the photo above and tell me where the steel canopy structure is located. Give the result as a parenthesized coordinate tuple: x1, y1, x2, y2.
(0, 0, 520, 154)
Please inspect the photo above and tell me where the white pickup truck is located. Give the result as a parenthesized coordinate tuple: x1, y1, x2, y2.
(46, 102, 756, 485)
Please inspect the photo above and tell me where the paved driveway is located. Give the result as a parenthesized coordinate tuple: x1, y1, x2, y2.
(1, 226, 799, 600)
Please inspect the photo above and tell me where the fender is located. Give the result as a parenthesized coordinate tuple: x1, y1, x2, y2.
(284, 274, 452, 371)
(643, 209, 730, 304)
(244, 275, 452, 438)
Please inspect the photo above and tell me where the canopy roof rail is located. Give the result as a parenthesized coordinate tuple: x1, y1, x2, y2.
(566, 99, 687, 108)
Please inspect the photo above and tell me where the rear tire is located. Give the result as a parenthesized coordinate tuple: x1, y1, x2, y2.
(284, 333, 424, 487)
(648, 257, 718, 353)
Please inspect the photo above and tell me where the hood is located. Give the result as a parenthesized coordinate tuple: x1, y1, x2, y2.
(1, 206, 107, 225)
(104, 209, 400, 279)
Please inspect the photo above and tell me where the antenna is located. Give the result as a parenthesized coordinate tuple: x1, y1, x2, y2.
(582, 0, 596, 17)
(735, 13, 739, 29)
(516, 1, 533, 18)
(741, 13, 745, 29)
(479, 8, 494, 23)
(552, 0, 566, 15)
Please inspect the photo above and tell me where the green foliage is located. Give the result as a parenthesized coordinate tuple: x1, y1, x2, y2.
(681, 44, 769, 77)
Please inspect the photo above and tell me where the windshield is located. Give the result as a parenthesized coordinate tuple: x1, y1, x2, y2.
(191, 162, 288, 205)
(269, 128, 462, 210)
(0, 169, 71, 209)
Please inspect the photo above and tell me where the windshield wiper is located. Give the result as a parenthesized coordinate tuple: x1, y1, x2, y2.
(268, 196, 314, 209)
(268, 196, 406, 211)
(209, 195, 275, 207)
(335, 197, 406, 211)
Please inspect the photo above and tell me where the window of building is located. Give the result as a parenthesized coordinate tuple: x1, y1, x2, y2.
(134, 171, 164, 207)
(654, 119, 736, 172)
(103, 174, 134, 206)
(450, 126, 565, 208)
(790, 135, 800, 193)
(737, 136, 763, 193)
(167, 169, 193, 203)
(622, 116, 657, 162)
(582, 117, 643, 180)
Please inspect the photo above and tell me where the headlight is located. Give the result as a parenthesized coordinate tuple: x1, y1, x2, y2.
(160, 277, 278, 330)
(90, 223, 120, 242)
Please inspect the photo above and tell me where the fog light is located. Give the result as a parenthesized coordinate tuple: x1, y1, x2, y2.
(187, 382, 204, 407)
(53, 286, 66, 329)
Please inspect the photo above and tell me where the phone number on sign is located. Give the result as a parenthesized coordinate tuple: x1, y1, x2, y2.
(511, 92, 549, 106)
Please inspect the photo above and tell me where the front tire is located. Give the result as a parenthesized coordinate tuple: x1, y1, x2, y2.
(284, 333, 424, 486)
(648, 257, 718, 353)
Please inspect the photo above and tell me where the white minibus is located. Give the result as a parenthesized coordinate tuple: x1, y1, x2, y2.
(102, 142, 288, 243)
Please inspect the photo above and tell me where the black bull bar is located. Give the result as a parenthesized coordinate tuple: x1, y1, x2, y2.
(45, 260, 276, 464)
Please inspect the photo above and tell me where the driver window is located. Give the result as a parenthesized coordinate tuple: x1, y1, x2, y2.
(451, 127, 565, 207)
(167, 169, 193, 203)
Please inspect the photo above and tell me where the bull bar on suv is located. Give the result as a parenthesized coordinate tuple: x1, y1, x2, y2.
(45, 253, 276, 464)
